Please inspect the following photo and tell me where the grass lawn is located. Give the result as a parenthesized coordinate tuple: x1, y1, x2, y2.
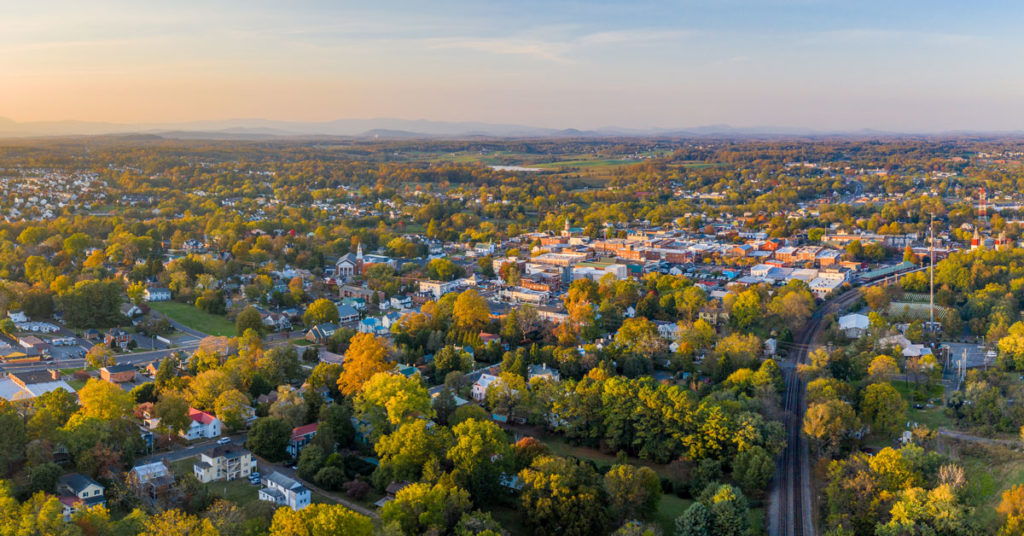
(892, 381, 943, 404)
(65, 379, 87, 390)
(656, 494, 692, 534)
(150, 302, 236, 337)
(956, 443, 1024, 531)
(909, 406, 953, 430)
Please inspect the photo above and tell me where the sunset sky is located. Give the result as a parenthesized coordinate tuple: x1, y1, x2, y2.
(3, 0, 1023, 131)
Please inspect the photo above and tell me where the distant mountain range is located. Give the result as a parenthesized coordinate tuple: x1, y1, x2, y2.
(0, 116, 1016, 140)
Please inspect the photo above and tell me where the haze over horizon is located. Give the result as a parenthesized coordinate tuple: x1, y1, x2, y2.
(4, 0, 1024, 133)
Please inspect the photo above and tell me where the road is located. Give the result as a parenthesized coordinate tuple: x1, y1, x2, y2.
(768, 283, 871, 536)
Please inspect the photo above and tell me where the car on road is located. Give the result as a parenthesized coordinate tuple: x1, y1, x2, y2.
(217, 437, 231, 445)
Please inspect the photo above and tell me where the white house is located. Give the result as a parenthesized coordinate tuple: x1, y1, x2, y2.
(181, 408, 222, 440)
(654, 321, 681, 340)
(259, 471, 311, 511)
(57, 473, 105, 521)
(471, 374, 499, 401)
(527, 364, 560, 383)
(6, 310, 27, 323)
(144, 288, 172, 302)
(390, 295, 412, 310)
(838, 314, 870, 338)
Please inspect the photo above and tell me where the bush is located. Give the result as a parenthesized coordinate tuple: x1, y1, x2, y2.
(315, 466, 346, 490)
(344, 480, 371, 500)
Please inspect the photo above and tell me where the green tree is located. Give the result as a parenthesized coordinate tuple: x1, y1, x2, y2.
(375, 420, 452, 482)
(604, 464, 661, 523)
(236, 306, 265, 335)
(860, 382, 907, 437)
(381, 482, 472, 536)
(519, 456, 610, 536)
(154, 392, 191, 436)
(448, 418, 512, 504)
(247, 417, 292, 461)
(731, 446, 774, 499)
(214, 389, 251, 431)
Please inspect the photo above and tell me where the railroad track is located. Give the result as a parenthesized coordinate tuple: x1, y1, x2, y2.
(769, 285, 870, 536)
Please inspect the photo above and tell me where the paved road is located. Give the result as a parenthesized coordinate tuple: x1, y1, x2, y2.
(137, 435, 246, 465)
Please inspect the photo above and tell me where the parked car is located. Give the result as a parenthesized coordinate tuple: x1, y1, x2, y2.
(217, 437, 232, 445)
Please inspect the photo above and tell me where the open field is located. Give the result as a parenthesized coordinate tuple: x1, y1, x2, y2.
(150, 302, 236, 337)
(956, 443, 1024, 531)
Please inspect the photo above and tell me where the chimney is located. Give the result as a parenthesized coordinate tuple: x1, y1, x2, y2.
(50, 369, 61, 381)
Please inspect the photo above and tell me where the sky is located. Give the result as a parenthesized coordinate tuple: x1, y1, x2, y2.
(2, 0, 1023, 131)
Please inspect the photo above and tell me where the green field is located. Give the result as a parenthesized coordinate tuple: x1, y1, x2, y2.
(958, 443, 1024, 530)
(150, 302, 236, 337)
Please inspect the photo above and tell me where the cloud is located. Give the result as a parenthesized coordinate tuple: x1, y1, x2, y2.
(427, 27, 696, 63)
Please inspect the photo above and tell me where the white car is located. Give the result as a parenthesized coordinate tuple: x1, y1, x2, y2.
(216, 437, 231, 445)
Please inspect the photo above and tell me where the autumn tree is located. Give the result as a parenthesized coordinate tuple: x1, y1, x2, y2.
(215, 389, 251, 431)
(337, 333, 392, 396)
(76, 379, 133, 422)
(85, 344, 116, 368)
(604, 464, 661, 523)
(860, 382, 907, 437)
(268, 503, 373, 536)
(303, 298, 339, 327)
(354, 372, 433, 440)
(381, 482, 472, 536)
(448, 418, 512, 504)
(453, 289, 490, 335)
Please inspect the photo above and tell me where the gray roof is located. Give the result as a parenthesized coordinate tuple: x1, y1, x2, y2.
(265, 471, 305, 492)
(59, 473, 101, 494)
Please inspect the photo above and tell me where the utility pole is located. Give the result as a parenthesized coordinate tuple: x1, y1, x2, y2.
(929, 213, 935, 331)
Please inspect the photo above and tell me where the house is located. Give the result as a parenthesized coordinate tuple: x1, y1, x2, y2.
(181, 408, 222, 440)
(144, 287, 172, 302)
(471, 374, 499, 401)
(259, 471, 311, 511)
(57, 473, 105, 520)
(838, 314, 870, 339)
(654, 321, 680, 340)
(358, 317, 385, 335)
(194, 445, 253, 483)
(128, 462, 175, 503)
(389, 295, 413, 310)
(381, 311, 402, 330)
(83, 329, 101, 342)
(262, 312, 292, 332)
(336, 304, 360, 324)
(287, 423, 318, 458)
(6, 310, 27, 323)
(305, 323, 338, 344)
(100, 364, 136, 384)
(18, 335, 49, 354)
(104, 328, 131, 348)
(527, 363, 560, 383)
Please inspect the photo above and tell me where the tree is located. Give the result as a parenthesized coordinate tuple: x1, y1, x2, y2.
(375, 420, 452, 482)
(868, 355, 899, 382)
(303, 299, 339, 327)
(519, 456, 609, 536)
(236, 306, 264, 335)
(453, 289, 490, 335)
(613, 317, 667, 357)
(454, 510, 507, 536)
(154, 393, 191, 436)
(860, 382, 907, 437)
(215, 389, 251, 431)
(85, 343, 116, 368)
(863, 285, 891, 311)
(139, 510, 219, 536)
(355, 372, 433, 440)
(187, 369, 232, 411)
(731, 446, 774, 498)
(427, 258, 463, 282)
(269, 503, 373, 536)
(337, 333, 392, 396)
(306, 363, 343, 398)
(448, 418, 512, 504)
(804, 399, 858, 455)
(674, 502, 714, 536)
(604, 464, 661, 523)
(705, 484, 749, 536)
(380, 482, 472, 536)
(76, 379, 133, 421)
(28, 462, 62, 494)
(57, 280, 126, 328)
(247, 417, 292, 461)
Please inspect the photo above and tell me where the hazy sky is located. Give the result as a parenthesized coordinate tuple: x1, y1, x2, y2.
(3, 0, 1023, 131)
